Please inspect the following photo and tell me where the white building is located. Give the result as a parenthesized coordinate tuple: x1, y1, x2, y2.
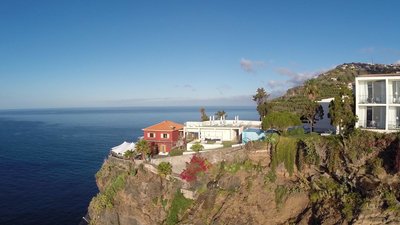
(355, 74, 400, 132)
(184, 116, 261, 142)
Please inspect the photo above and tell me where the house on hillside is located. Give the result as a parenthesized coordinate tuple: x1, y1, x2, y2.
(355, 74, 400, 132)
(315, 98, 336, 133)
(142, 120, 184, 155)
(184, 116, 261, 143)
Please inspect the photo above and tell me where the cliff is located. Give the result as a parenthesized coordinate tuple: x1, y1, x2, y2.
(87, 130, 400, 225)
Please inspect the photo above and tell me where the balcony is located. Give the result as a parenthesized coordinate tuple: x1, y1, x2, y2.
(358, 119, 385, 130)
(358, 95, 386, 104)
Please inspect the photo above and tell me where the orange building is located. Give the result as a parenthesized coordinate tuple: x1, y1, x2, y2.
(142, 120, 184, 154)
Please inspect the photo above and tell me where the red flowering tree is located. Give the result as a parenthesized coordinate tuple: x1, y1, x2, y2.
(180, 155, 210, 182)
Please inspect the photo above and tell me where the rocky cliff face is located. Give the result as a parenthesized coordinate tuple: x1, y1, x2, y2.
(88, 157, 182, 225)
(88, 152, 311, 225)
(87, 131, 400, 225)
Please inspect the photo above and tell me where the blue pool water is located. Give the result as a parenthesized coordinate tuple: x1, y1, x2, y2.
(0, 106, 257, 225)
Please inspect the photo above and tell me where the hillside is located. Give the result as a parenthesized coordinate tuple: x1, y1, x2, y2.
(86, 130, 400, 225)
(270, 63, 400, 114)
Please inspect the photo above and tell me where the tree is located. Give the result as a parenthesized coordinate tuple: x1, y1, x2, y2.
(300, 99, 324, 132)
(157, 162, 172, 177)
(303, 79, 320, 101)
(215, 110, 227, 119)
(262, 111, 301, 133)
(253, 88, 270, 120)
(200, 107, 209, 121)
(190, 142, 204, 152)
(135, 139, 150, 160)
(301, 79, 323, 132)
(123, 150, 136, 161)
(180, 155, 210, 182)
(328, 86, 357, 135)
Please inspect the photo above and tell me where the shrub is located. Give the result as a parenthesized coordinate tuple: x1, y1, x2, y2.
(342, 192, 363, 221)
(287, 127, 305, 136)
(264, 170, 277, 183)
(262, 111, 301, 133)
(296, 136, 321, 171)
(222, 141, 233, 148)
(272, 136, 298, 176)
(275, 185, 289, 209)
(190, 142, 204, 152)
(180, 155, 210, 182)
(91, 173, 128, 210)
(383, 189, 400, 212)
(166, 190, 193, 225)
(170, 148, 184, 156)
(124, 150, 136, 160)
(223, 162, 241, 174)
(157, 162, 173, 177)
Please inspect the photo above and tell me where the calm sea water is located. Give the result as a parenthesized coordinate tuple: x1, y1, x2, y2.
(0, 106, 258, 225)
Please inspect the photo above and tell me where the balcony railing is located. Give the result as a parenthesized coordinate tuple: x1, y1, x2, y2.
(358, 120, 385, 130)
(358, 95, 386, 104)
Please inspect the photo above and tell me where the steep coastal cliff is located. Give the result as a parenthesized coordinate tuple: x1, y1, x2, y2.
(87, 130, 400, 225)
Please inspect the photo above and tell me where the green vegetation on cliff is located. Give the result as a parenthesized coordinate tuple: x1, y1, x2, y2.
(166, 190, 193, 225)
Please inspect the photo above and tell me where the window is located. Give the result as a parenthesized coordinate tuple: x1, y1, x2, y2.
(161, 133, 169, 139)
(148, 132, 155, 138)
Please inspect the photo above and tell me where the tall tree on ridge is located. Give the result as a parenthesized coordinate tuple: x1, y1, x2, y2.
(253, 88, 270, 120)
(301, 79, 323, 132)
(301, 100, 324, 132)
(135, 139, 150, 161)
(328, 85, 357, 135)
(200, 107, 209, 121)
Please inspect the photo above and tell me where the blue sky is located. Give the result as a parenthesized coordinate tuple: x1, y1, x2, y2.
(1, 1, 400, 109)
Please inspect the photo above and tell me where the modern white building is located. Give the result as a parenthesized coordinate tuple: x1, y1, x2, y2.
(183, 116, 261, 142)
(355, 73, 400, 132)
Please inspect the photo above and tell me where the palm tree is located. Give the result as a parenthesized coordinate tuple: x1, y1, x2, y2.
(200, 107, 209, 121)
(123, 150, 136, 161)
(135, 139, 150, 161)
(215, 110, 227, 120)
(252, 88, 270, 120)
(304, 79, 319, 101)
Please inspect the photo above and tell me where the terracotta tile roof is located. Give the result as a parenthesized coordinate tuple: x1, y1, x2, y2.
(143, 120, 184, 131)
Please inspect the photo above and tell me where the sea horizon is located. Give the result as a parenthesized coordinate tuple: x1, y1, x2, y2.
(0, 106, 259, 225)
(0, 105, 256, 112)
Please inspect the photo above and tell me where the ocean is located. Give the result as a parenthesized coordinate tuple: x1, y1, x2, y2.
(0, 106, 258, 225)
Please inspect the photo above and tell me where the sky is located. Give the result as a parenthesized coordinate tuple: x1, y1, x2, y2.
(1, 0, 400, 109)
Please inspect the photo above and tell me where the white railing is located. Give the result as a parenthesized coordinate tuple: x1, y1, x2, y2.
(185, 120, 261, 128)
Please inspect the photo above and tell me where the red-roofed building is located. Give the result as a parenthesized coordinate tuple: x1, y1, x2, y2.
(142, 120, 184, 154)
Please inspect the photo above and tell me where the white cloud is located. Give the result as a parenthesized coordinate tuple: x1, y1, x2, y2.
(275, 67, 331, 86)
(240, 58, 265, 73)
(394, 60, 400, 65)
(275, 67, 316, 86)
